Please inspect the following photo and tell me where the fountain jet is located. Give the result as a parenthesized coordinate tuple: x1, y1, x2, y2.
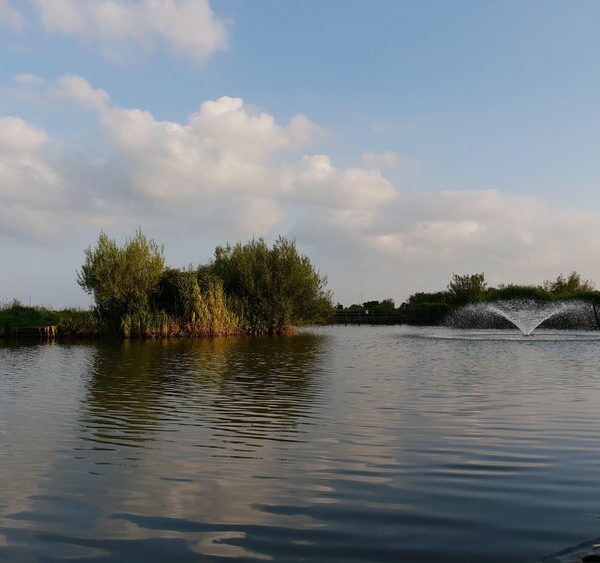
(448, 299, 590, 335)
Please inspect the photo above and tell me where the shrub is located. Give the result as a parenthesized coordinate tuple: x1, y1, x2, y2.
(78, 230, 164, 333)
(208, 237, 333, 334)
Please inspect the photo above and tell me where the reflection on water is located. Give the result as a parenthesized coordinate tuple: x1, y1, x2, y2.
(2, 326, 600, 561)
(82, 336, 324, 457)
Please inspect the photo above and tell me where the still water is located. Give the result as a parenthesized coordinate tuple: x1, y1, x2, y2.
(1, 325, 600, 562)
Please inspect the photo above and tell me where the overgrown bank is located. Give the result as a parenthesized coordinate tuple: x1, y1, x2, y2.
(0, 302, 98, 338)
(1, 231, 333, 339)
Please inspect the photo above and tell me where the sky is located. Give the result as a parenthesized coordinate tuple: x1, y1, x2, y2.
(1, 0, 600, 307)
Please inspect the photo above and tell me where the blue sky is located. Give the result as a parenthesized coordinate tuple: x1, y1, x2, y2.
(1, 0, 600, 306)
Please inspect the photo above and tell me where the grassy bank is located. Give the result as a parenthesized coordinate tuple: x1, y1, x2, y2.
(0, 301, 98, 337)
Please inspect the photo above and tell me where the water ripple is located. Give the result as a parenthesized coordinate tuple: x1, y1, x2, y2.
(2, 328, 600, 561)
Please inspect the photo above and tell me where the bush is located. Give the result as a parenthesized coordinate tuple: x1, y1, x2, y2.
(78, 230, 164, 333)
(208, 237, 333, 334)
(0, 300, 59, 331)
(482, 285, 554, 302)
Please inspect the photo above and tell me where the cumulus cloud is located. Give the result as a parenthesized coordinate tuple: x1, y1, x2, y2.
(55, 74, 110, 112)
(0, 116, 47, 151)
(294, 187, 600, 282)
(5, 75, 600, 302)
(31, 0, 227, 61)
(287, 155, 395, 209)
(56, 79, 321, 212)
(3, 75, 386, 240)
(0, 117, 65, 237)
(0, 0, 22, 30)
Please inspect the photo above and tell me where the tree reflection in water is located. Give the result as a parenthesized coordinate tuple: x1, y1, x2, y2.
(79, 334, 328, 459)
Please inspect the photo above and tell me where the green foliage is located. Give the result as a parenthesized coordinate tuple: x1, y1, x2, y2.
(78, 230, 165, 332)
(209, 237, 333, 334)
(152, 268, 238, 336)
(155, 268, 202, 321)
(400, 291, 448, 307)
(543, 271, 595, 295)
(195, 272, 239, 335)
(363, 299, 395, 312)
(54, 309, 98, 335)
(447, 273, 487, 303)
(0, 300, 59, 330)
(0, 301, 97, 336)
(403, 302, 450, 323)
(74, 230, 329, 338)
(483, 285, 554, 302)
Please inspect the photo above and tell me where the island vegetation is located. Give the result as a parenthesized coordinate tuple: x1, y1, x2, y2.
(3, 232, 600, 337)
(1, 230, 333, 338)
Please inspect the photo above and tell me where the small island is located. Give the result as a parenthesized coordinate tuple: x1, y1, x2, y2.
(0, 230, 333, 339)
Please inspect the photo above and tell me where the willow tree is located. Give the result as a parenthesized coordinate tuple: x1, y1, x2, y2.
(78, 230, 164, 332)
(207, 237, 333, 334)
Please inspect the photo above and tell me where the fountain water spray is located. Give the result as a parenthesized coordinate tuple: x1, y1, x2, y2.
(448, 299, 592, 335)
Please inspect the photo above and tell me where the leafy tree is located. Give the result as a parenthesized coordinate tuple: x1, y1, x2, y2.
(154, 267, 202, 321)
(361, 299, 396, 312)
(400, 291, 448, 308)
(485, 284, 553, 302)
(209, 237, 333, 334)
(78, 230, 164, 332)
(543, 271, 595, 294)
(447, 273, 487, 302)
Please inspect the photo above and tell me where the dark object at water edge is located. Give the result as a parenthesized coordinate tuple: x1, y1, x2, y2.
(534, 537, 600, 562)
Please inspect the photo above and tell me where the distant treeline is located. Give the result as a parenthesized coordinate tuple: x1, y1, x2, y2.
(334, 272, 600, 326)
(1, 230, 333, 338)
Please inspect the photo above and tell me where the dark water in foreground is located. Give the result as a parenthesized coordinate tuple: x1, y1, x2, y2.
(1, 326, 600, 562)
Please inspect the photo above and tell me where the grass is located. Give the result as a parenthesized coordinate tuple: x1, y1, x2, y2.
(0, 300, 98, 336)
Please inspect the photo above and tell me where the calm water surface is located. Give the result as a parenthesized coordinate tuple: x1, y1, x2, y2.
(1, 326, 600, 562)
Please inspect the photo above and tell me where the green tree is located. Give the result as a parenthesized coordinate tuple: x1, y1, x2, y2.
(209, 237, 333, 334)
(543, 271, 595, 294)
(78, 230, 165, 332)
(447, 273, 487, 302)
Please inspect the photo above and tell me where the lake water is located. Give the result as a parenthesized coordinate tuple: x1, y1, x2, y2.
(1, 325, 600, 562)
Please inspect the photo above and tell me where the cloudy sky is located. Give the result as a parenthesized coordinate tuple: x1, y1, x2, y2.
(1, 0, 600, 307)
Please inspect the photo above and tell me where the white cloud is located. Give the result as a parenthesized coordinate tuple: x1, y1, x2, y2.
(0, 0, 22, 30)
(0, 116, 47, 151)
(288, 155, 396, 209)
(55, 74, 110, 112)
(361, 151, 403, 169)
(0, 117, 65, 237)
(4, 75, 403, 245)
(5, 75, 600, 304)
(13, 73, 44, 85)
(32, 0, 228, 62)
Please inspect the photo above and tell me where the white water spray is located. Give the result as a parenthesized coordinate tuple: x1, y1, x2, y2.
(449, 299, 591, 335)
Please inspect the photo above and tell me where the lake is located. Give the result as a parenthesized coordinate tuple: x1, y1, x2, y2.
(1, 325, 600, 562)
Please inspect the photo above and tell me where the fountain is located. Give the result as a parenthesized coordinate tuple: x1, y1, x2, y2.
(448, 299, 593, 336)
